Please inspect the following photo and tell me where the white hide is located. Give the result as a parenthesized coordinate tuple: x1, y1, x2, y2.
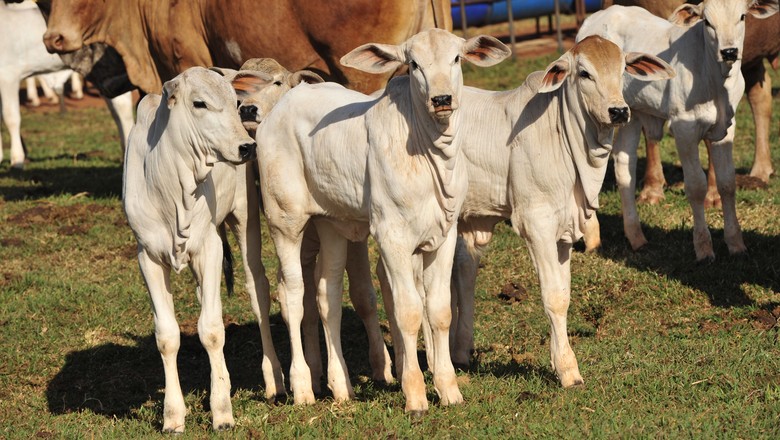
(123, 67, 283, 433)
(577, 0, 779, 260)
(255, 29, 510, 413)
(0, 0, 133, 168)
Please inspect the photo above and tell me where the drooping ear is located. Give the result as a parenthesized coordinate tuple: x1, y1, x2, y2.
(624, 52, 676, 81)
(209, 67, 239, 83)
(748, 0, 779, 19)
(290, 70, 324, 86)
(231, 72, 274, 99)
(162, 77, 180, 109)
(340, 43, 405, 74)
(538, 57, 571, 93)
(461, 35, 511, 67)
(668, 3, 705, 26)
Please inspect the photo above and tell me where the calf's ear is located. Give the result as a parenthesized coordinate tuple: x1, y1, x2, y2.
(291, 70, 324, 86)
(748, 0, 779, 19)
(162, 77, 180, 109)
(538, 57, 570, 93)
(461, 35, 511, 67)
(340, 43, 405, 74)
(668, 3, 704, 26)
(624, 52, 676, 81)
(232, 72, 273, 98)
(209, 67, 239, 83)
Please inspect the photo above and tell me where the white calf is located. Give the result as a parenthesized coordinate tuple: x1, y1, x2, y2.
(446, 36, 674, 382)
(123, 67, 283, 433)
(255, 29, 509, 413)
(577, 0, 778, 260)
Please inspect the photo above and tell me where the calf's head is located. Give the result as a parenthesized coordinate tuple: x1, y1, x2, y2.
(162, 67, 255, 165)
(213, 58, 324, 136)
(669, 0, 778, 73)
(539, 36, 675, 127)
(340, 28, 510, 123)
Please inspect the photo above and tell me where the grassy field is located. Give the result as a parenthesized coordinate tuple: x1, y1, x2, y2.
(1, 49, 779, 438)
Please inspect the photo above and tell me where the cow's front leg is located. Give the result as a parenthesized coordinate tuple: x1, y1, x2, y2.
(672, 124, 714, 261)
(708, 127, 747, 256)
(613, 117, 648, 250)
(313, 220, 355, 401)
(450, 236, 478, 368)
(226, 191, 285, 402)
(745, 63, 774, 182)
(137, 248, 185, 433)
(638, 131, 667, 205)
(423, 228, 463, 406)
(190, 232, 234, 431)
(0, 78, 24, 167)
(522, 221, 583, 388)
(377, 243, 428, 415)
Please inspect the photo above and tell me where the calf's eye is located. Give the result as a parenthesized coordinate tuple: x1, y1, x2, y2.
(409, 60, 418, 70)
(193, 100, 207, 109)
(579, 70, 591, 79)
(740, 14, 746, 21)
(274, 81, 283, 86)
(454, 55, 460, 63)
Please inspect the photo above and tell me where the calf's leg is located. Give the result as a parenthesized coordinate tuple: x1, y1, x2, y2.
(345, 240, 394, 383)
(313, 221, 355, 401)
(190, 232, 234, 431)
(137, 248, 185, 433)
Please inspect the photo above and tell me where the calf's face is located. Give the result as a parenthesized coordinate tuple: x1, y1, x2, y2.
(162, 67, 256, 165)
(340, 28, 510, 123)
(539, 36, 675, 127)
(669, 0, 778, 73)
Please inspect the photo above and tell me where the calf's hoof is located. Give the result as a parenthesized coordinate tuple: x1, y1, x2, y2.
(638, 187, 665, 205)
(214, 421, 235, 431)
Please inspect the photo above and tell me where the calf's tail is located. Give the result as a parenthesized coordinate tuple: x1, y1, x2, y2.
(220, 224, 234, 296)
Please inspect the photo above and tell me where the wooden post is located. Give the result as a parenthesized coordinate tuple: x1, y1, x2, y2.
(459, 0, 468, 38)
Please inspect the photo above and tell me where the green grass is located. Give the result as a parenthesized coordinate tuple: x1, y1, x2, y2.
(1, 52, 779, 438)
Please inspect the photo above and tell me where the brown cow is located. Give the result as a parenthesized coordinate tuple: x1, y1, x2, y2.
(604, 0, 779, 208)
(42, 0, 452, 95)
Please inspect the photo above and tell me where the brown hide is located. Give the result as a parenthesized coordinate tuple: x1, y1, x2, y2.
(742, 13, 780, 68)
(43, 0, 452, 95)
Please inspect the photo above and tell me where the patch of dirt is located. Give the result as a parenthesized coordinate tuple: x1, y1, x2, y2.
(750, 308, 778, 331)
(736, 174, 769, 190)
(497, 281, 527, 303)
(7, 203, 113, 226)
(0, 238, 24, 247)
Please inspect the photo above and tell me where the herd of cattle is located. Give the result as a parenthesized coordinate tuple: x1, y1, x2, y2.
(1, 0, 778, 434)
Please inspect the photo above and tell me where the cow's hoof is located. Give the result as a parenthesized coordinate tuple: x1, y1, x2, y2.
(408, 410, 427, 422)
(214, 422, 234, 431)
(638, 188, 665, 205)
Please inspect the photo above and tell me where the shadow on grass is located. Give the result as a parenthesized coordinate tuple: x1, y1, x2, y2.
(0, 161, 122, 201)
(45, 307, 394, 421)
(591, 211, 780, 307)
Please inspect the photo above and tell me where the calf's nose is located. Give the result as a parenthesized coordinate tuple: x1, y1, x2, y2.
(239, 105, 258, 121)
(239, 142, 257, 161)
(608, 106, 630, 124)
(431, 95, 452, 108)
(720, 48, 738, 62)
(43, 32, 65, 53)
